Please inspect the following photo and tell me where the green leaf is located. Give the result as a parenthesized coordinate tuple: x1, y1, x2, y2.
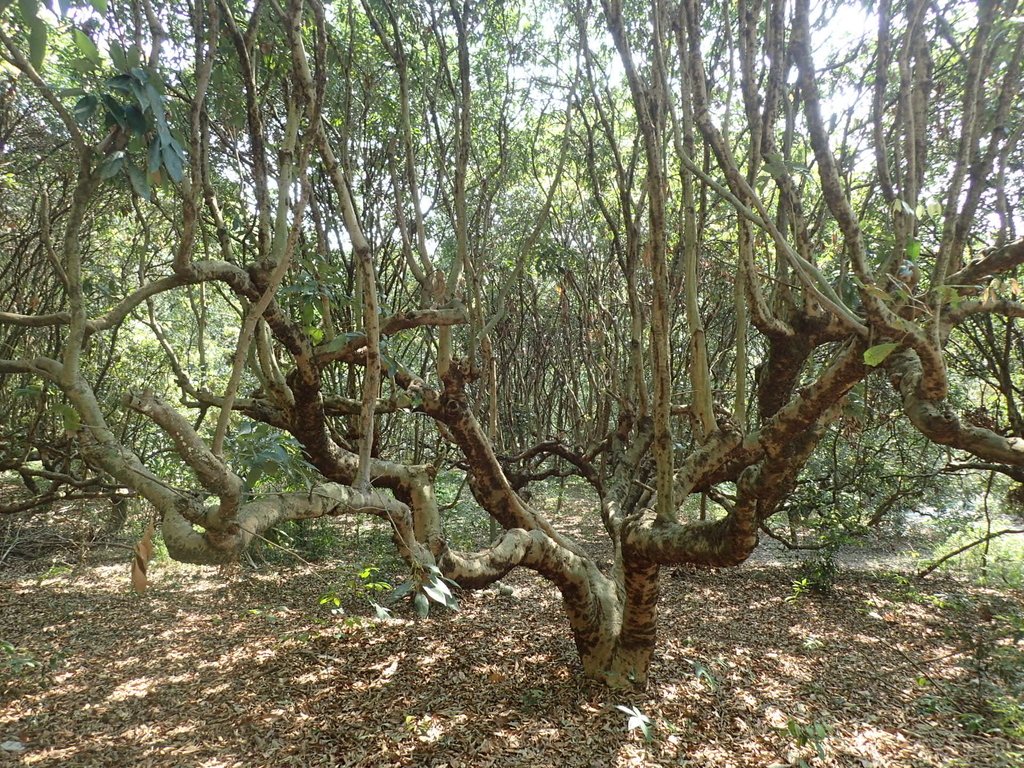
(59, 405, 80, 433)
(110, 41, 128, 71)
(421, 580, 451, 605)
(906, 239, 921, 261)
(88, 0, 107, 13)
(863, 342, 898, 367)
(73, 94, 98, 124)
(124, 162, 151, 200)
(101, 94, 127, 129)
(107, 74, 134, 94)
(18, 0, 37, 21)
(413, 591, 429, 618)
(161, 140, 184, 182)
(57, 87, 89, 97)
(69, 57, 97, 74)
(892, 198, 915, 217)
(28, 18, 47, 71)
(73, 29, 100, 65)
(317, 331, 363, 355)
(763, 150, 787, 177)
(147, 83, 171, 141)
(147, 138, 162, 174)
(389, 580, 416, 602)
(124, 105, 147, 134)
(98, 151, 125, 179)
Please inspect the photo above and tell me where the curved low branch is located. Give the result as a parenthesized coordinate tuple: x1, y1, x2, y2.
(125, 390, 245, 524)
(945, 237, 1024, 286)
(440, 526, 594, 591)
(313, 307, 469, 365)
(622, 503, 759, 568)
(162, 482, 426, 565)
(917, 527, 1024, 578)
(888, 349, 1024, 469)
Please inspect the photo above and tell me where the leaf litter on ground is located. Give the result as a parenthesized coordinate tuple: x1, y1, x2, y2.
(0, 501, 1022, 768)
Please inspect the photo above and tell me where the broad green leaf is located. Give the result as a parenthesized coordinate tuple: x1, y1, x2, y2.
(147, 83, 171, 140)
(73, 93, 98, 124)
(69, 57, 96, 74)
(98, 152, 125, 179)
(863, 342, 898, 367)
(167, 136, 186, 161)
(110, 41, 128, 71)
(57, 87, 89, 97)
(60, 404, 80, 432)
(161, 140, 184, 182)
(101, 94, 127, 129)
(124, 162, 151, 200)
(891, 198, 915, 217)
(147, 138, 162, 174)
(88, 0, 107, 13)
(413, 591, 429, 618)
(28, 18, 47, 71)
(107, 74, 134, 94)
(317, 331, 363, 355)
(73, 29, 100, 65)
(18, 0, 37, 21)
(763, 150, 787, 177)
(124, 105, 147, 133)
(906, 239, 921, 261)
(389, 580, 416, 602)
(421, 581, 450, 605)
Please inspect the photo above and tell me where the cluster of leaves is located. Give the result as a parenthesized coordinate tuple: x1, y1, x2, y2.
(6, 0, 106, 72)
(777, 719, 830, 767)
(0, 639, 39, 679)
(393, 563, 459, 619)
(75, 63, 187, 199)
(319, 565, 393, 620)
(786, 548, 841, 603)
(228, 420, 318, 494)
(318, 563, 460, 623)
(6, 0, 186, 199)
(615, 703, 654, 744)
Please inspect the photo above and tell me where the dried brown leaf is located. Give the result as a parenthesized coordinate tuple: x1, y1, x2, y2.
(130, 520, 155, 594)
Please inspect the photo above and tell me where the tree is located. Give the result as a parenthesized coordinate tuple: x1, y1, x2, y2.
(1, 0, 1022, 687)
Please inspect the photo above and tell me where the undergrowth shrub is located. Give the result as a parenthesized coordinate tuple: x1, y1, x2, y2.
(933, 523, 1024, 588)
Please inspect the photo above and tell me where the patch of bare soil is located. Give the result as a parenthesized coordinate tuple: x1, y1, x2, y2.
(1, 510, 1022, 768)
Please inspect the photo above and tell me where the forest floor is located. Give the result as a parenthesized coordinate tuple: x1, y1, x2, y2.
(1, 491, 1023, 768)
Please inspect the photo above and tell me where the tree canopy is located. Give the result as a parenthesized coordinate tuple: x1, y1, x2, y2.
(1, 0, 1022, 686)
